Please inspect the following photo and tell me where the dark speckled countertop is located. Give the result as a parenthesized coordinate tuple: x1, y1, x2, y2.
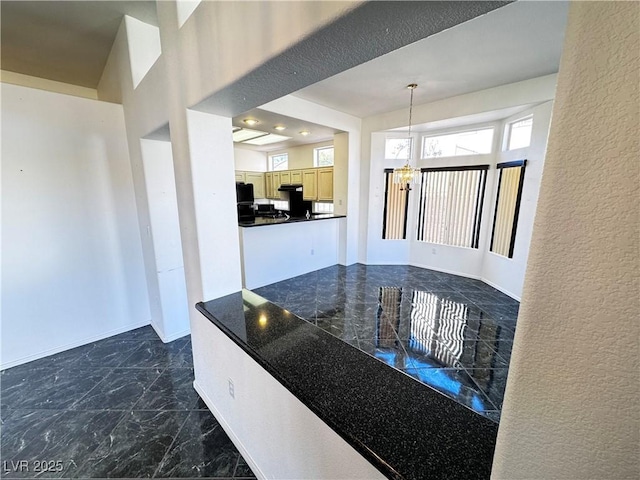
(196, 290, 498, 480)
(238, 213, 345, 227)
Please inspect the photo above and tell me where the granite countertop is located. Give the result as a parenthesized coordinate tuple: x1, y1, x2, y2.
(196, 290, 499, 480)
(238, 213, 345, 228)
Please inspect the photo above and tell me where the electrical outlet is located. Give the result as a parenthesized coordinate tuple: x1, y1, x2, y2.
(228, 378, 234, 399)
(432, 248, 437, 255)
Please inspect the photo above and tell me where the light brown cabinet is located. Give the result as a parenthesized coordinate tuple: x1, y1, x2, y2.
(245, 172, 265, 199)
(265, 172, 273, 198)
(291, 170, 303, 184)
(280, 171, 291, 185)
(317, 168, 334, 201)
(243, 166, 333, 201)
(302, 169, 317, 200)
(235, 170, 267, 198)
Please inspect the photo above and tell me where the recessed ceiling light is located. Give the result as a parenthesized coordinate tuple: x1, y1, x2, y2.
(244, 133, 292, 146)
(274, 125, 286, 131)
(299, 130, 310, 136)
(233, 128, 268, 142)
(243, 118, 259, 126)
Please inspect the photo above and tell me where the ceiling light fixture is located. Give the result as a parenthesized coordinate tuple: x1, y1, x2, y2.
(243, 118, 259, 126)
(393, 83, 420, 191)
(299, 130, 310, 136)
(274, 125, 286, 131)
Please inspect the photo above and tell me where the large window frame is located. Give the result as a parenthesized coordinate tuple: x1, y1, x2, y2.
(416, 165, 489, 249)
(490, 159, 527, 258)
(382, 169, 410, 240)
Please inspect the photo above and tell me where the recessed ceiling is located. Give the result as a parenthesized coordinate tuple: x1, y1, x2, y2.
(292, 1, 569, 118)
(232, 109, 343, 152)
(0, 0, 158, 88)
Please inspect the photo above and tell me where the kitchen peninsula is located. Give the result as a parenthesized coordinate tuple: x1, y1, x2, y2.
(194, 290, 498, 479)
(238, 213, 345, 289)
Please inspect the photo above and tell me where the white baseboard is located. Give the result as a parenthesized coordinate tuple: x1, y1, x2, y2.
(479, 277, 521, 301)
(157, 327, 191, 344)
(193, 380, 266, 480)
(408, 261, 482, 280)
(0, 320, 151, 370)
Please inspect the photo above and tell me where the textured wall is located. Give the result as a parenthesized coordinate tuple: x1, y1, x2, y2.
(492, 2, 639, 478)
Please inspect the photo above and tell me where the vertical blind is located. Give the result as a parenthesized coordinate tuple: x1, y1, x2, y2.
(416, 166, 489, 248)
(382, 169, 409, 240)
(490, 160, 527, 258)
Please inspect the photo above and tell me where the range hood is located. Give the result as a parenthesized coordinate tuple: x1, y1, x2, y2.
(278, 184, 303, 192)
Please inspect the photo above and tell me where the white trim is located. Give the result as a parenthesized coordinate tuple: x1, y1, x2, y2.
(479, 277, 521, 302)
(154, 327, 191, 344)
(193, 380, 267, 480)
(408, 261, 482, 280)
(0, 320, 151, 370)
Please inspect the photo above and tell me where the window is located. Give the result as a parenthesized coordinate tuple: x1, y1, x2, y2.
(314, 146, 334, 167)
(422, 128, 494, 159)
(382, 169, 410, 240)
(269, 153, 288, 171)
(490, 160, 527, 258)
(385, 138, 412, 160)
(505, 116, 533, 150)
(416, 165, 489, 248)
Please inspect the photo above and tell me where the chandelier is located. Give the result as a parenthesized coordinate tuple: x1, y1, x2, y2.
(393, 83, 420, 191)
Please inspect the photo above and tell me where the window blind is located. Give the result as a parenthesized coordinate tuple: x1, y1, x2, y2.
(416, 166, 488, 248)
(490, 160, 527, 258)
(382, 169, 410, 240)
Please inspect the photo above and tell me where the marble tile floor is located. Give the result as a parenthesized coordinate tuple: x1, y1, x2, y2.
(0, 327, 256, 479)
(254, 264, 520, 423)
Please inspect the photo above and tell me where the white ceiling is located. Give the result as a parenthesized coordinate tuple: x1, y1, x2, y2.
(292, 1, 569, 118)
(1, 0, 158, 87)
(232, 108, 342, 152)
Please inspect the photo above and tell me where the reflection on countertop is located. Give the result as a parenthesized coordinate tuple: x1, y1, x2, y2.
(238, 213, 345, 228)
(196, 288, 498, 480)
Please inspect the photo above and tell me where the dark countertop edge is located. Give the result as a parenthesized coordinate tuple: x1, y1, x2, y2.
(194, 301, 402, 480)
(238, 214, 346, 228)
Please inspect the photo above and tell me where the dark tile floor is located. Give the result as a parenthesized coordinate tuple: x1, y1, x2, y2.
(254, 264, 519, 423)
(0, 328, 256, 479)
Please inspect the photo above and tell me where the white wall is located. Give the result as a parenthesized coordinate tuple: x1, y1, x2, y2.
(191, 312, 385, 480)
(492, 2, 639, 478)
(239, 219, 340, 290)
(140, 139, 190, 342)
(234, 147, 267, 172)
(1, 83, 150, 368)
(481, 102, 553, 299)
(363, 78, 557, 298)
(269, 140, 333, 170)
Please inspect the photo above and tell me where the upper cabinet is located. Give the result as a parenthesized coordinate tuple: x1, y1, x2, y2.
(302, 169, 317, 200)
(245, 172, 265, 199)
(280, 171, 291, 185)
(235, 170, 266, 199)
(241, 167, 333, 201)
(317, 168, 333, 201)
(291, 170, 303, 184)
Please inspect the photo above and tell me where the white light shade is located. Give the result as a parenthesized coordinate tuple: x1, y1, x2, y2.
(243, 118, 259, 126)
(274, 125, 286, 131)
(233, 128, 268, 142)
(244, 133, 292, 145)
